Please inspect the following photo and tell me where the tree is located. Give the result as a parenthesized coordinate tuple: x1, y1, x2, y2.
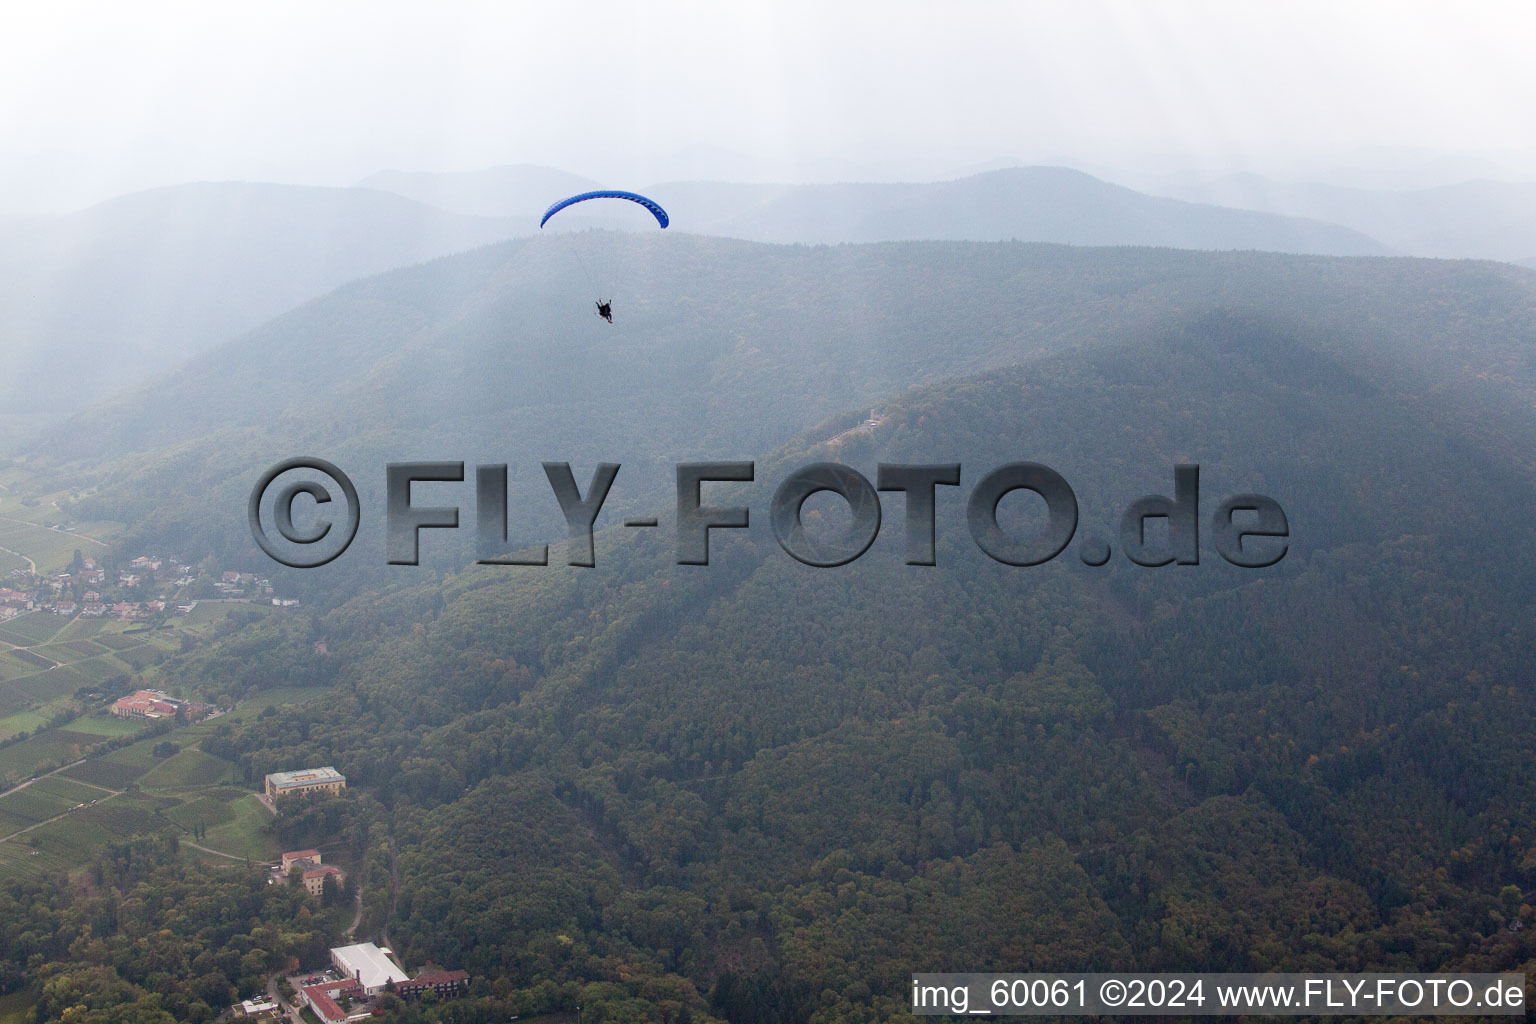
(321, 872, 340, 908)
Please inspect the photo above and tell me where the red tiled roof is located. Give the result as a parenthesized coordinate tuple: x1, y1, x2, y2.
(302, 979, 361, 1023)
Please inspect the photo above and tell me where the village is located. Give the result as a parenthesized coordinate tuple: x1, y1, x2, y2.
(0, 549, 297, 625)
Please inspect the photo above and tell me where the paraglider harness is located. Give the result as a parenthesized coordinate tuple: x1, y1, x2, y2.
(596, 300, 613, 323)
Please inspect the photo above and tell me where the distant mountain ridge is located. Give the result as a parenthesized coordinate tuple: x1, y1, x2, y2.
(361, 164, 1395, 256)
(355, 164, 602, 218)
(1160, 173, 1536, 261)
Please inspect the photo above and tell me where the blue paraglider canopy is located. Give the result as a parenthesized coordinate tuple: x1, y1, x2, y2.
(540, 190, 670, 229)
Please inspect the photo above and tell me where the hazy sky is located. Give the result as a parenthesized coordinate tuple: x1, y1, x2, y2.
(4, 0, 1535, 213)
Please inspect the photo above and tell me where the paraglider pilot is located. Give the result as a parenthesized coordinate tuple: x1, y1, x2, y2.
(596, 300, 613, 323)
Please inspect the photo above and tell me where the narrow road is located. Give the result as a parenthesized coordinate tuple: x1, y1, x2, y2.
(1, 756, 89, 796)
(346, 885, 364, 938)
(0, 790, 123, 843)
(184, 839, 274, 864)
(266, 972, 305, 1024)
(0, 512, 111, 549)
(0, 543, 35, 573)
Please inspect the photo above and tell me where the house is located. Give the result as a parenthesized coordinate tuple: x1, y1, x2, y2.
(111, 689, 185, 719)
(395, 969, 470, 1001)
(83, 590, 100, 602)
(82, 602, 106, 618)
(53, 600, 77, 615)
(222, 571, 241, 583)
(302, 864, 345, 897)
(264, 766, 346, 800)
(279, 847, 346, 895)
(330, 943, 409, 994)
(281, 849, 322, 872)
(112, 601, 138, 620)
(233, 997, 278, 1018)
(299, 978, 369, 1024)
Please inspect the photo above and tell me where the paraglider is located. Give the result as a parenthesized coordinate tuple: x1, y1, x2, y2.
(540, 190, 669, 230)
(540, 190, 669, 321)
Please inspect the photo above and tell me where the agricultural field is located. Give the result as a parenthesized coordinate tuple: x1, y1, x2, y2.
(0, 687, 334, 880)
(138, 747, 238, 790)
(162, 791, 238, 832)
(0, 519, 115, 575)
(54, 715, 144, 738)
(194, 794, 279, 862)
(183, 601, 243, 626)
(0, 793, 178, 878)
(0, 612, 66, 646)
(0, 773, 106, 840)
(0, 710, 150, 772)
(0, 709, 51, 739)
(0, 617, 183, 757)
(0, 724, 132, 783)
(30, 774, 109, 803)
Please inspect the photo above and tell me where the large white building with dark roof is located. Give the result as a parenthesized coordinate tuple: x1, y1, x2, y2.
(264, 766, 346, 800)
(330, 942, 409, 994)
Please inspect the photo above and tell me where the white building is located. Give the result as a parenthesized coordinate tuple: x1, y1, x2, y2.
(235, 997, 278, 1016)
(330, 942, 409, 994)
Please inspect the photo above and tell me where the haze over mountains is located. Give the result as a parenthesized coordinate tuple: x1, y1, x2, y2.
(0, 182, 530, 421)
(1160, 174, 1536, 262)
(18, 232, 1535, 608)
(13, 159, 1536, 444)
(1, 163, 1411, 444)
(357, 164, 1392, 253)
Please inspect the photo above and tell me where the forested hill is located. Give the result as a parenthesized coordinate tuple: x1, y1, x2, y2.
(18, 235, 1536, 606)
(138, 309, 1536, 1021)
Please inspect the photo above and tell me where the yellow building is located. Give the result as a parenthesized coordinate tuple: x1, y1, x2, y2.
(264, 767, 346, 800)
(303, 865, 344, 897)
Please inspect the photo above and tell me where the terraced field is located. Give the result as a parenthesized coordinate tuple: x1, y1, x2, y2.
(0, 794, 177, 879)
(0, 684, 333, 880)
(138, 747, 239, 790)
(0, 612, 66, 647)
(0, 722, 143, 781)
(0, 616, 175, 749)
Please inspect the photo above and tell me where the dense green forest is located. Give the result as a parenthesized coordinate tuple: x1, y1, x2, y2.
(14, 237, 1534, 608)
(0, 835, 344, 1024)
(4, 240, 1535, 1022)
